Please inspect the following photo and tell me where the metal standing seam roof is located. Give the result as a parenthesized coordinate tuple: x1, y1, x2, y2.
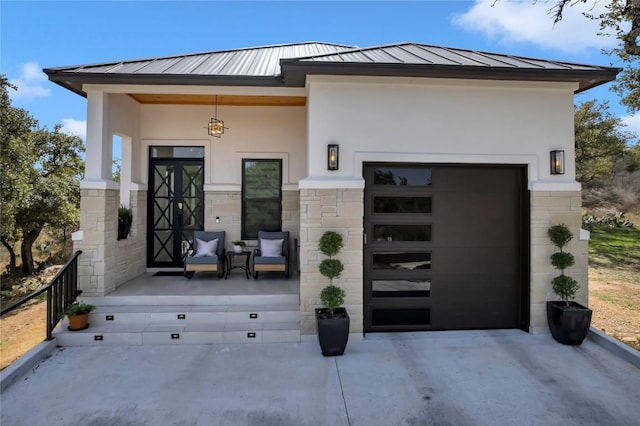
(279, 42, 620, 92)
(44, 41, 620, 97)
(43, 42, 356, 96)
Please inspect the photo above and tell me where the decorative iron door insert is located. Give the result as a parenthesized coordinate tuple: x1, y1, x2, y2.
(147, 158, 204, 267)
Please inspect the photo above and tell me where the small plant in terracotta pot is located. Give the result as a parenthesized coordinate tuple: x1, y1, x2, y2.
(64, 301, 95, 331)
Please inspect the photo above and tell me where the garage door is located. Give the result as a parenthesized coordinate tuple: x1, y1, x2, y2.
(363, 164, 529, 332)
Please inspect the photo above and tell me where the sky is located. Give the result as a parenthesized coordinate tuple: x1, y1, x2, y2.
(2, 0, 639, 143)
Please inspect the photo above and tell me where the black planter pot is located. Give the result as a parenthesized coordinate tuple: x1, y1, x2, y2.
(546, 301, 592, 345)
(118, 216, 133, 240)
(316, 307, 350, 356)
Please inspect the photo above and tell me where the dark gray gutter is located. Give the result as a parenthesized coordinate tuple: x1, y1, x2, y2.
(279, 60, 621, 93)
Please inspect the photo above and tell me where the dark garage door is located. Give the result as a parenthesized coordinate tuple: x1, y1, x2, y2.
(363, 164, 529, 332)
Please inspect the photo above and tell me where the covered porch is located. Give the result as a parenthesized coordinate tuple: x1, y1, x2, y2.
(108, 270, 299, 298)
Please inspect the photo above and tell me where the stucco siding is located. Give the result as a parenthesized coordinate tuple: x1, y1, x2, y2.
(139, 104, 307, 187)
(306, 76, 576, 184)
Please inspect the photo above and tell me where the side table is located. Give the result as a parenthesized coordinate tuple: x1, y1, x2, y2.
(225, 251, 252, 279)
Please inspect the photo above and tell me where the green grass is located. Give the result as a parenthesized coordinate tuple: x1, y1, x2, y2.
(591, 290, 638, 310)
(588, 225, 640, 271)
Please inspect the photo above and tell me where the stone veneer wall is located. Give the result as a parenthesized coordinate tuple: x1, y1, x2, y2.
(113, 190, 146, 289)
(299, 188, 364, 334)
(530, 190, 588, 332)
(75, 189, 117, 296)
(204, 190, 300, 258)
(74, 189, 146, 296)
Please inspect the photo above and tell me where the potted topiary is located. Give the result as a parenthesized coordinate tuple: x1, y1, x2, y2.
(232, 240, 246, 253)
(546, 224, 592, 345)
(315, 230, 349, 356)
(118, 204, 133, 240)
(64, 301, 95, 331)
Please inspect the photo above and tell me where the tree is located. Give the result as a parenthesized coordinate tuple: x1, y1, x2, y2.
(0, 76, 84, 274)
(552, 0, 640, 113)
(574, 100, 629, 183)
(0, 76, 37, 271)
(552, 0, 639, 55)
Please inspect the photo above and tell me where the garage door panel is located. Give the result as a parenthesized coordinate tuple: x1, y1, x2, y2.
(433, 275, 518, 305)
(434, 247, 519, 274)
(432, 167, 521, 192)
(434, 194, 518, 247)
(432, 275, 519, 329)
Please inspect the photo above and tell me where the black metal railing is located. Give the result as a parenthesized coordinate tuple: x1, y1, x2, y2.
(1, 251, 83, 340)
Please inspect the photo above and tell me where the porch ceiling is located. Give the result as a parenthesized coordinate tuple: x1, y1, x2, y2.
(128, 93, 306, 106)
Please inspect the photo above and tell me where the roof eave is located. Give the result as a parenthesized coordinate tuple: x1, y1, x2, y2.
(44, 70, 285, 97)
(280, 61, 621, 92)
(44, 62, 621, 97)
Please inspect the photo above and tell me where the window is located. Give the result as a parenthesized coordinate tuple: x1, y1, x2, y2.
(373, 167, 432, 186)
(242, 159, 282, 239)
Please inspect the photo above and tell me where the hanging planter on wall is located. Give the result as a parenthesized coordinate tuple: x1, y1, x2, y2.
(118, 205, 133, 240)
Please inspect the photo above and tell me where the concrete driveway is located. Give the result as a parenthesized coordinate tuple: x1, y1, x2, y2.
(1, 330, 639, 426)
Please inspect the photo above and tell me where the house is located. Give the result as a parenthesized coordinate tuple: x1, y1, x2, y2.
(44, 42, 619, 336)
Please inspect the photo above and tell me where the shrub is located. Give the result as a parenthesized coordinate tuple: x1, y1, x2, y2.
(318, 231, 345, 315)
(582, 211, 634, 230)
(548, 224, 580, 306)
(320, 285, 345, 314)
(118, 205, 132, 221)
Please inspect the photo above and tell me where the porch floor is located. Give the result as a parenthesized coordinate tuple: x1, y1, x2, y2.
(108, 270, 299, 297)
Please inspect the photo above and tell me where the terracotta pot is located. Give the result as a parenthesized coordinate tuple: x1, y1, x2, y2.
(68, 313, 90, 331)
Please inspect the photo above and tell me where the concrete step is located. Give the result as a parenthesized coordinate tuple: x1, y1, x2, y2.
(82, 294, 299, 307)
(88, 304, 300, 325)
(53, 321, 300, 346)
(53, 296, 301, 346)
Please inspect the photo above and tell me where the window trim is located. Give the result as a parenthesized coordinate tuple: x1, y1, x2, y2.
(241, 158, 283, 240)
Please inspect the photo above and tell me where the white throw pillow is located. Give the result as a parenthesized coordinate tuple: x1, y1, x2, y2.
(194, 238, 218, 257)
(260, 238, 283, 257)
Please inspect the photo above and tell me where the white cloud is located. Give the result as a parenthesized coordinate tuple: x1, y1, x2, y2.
(60, 119, 87, 141)
(8, 62, 51, 101)
(453, 0, 616, 53)
(621, 114, 640, 142)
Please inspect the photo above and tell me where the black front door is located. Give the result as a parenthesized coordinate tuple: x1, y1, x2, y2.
(147, 158, 204, 267)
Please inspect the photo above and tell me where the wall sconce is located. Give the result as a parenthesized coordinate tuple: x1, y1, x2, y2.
(207, 95, 228, 138)
(327, 144, 339, 170)
(550, 150, 565, 175)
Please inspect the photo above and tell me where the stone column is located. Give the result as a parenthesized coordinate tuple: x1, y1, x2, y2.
(299, 188, 364, 334)
(530, 190, 587, 332)
(73, 90, 121, 296)
(74, 188, 118, 296)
